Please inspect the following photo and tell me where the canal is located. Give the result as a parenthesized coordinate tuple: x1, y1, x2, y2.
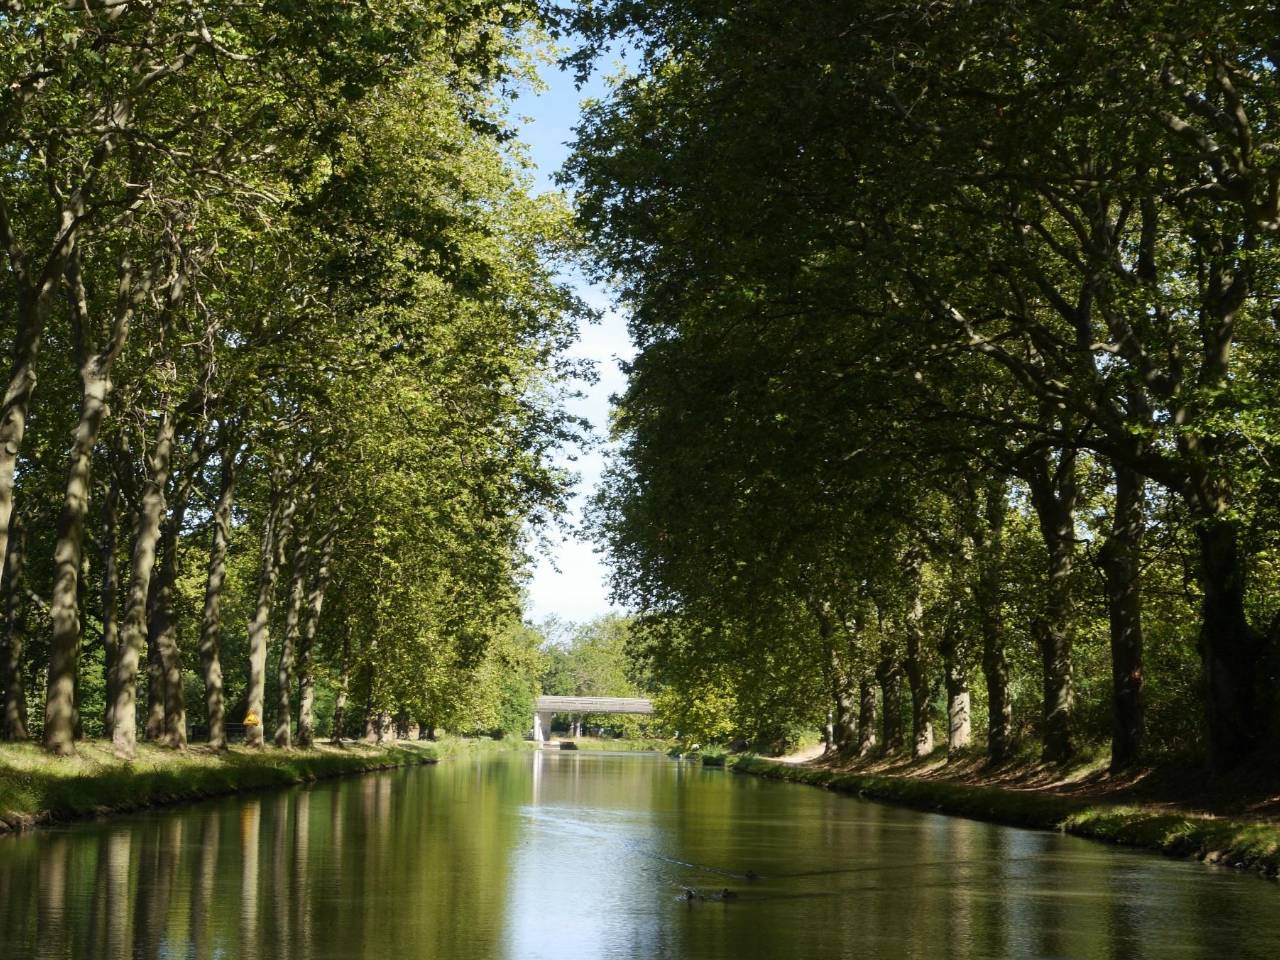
(1, 750, 1277, 959)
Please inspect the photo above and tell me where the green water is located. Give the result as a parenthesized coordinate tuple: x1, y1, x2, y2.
(0, 750, 1276, 959)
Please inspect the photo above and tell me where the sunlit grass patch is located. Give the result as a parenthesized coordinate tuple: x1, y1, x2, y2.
(0, 737, 511, 833)
(561, 737, 671, 752)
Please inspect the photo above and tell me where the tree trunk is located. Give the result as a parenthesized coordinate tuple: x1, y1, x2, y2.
(144, 568, 166, 741)
(944, 655, 971, 753)
(245, 486, 293, 749)
(818, 610, 857, 754)
(150, 494, 191, 750)
(297, 522, 336, 749)
(330, 627, 351, 746)
(148, 424, 209, 750)
(101, 472, 121, 740)
(0, 289, 48, 598)
(275, 517, 312, 749)
(43, 355, 114, 753)
(111, 410, 176, 758)
(902, 555, 934, 759)
(1194, 512, 1270, 771)
(939, 613, 971, 753)
(975, 477, 1012, 763)
(1026, 446, 1077, 764)
(1102, 462, 1145, 771)
(877, 656, 905, 754)
(1, 516, 29, 740)
(198, 447, 238, 750)
(832, 673, 857, 753)
(44, 238, 138, 754)
(857, 676, 877, 756)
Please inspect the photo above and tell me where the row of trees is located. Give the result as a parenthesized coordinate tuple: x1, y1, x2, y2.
(0, 2, 580, 755)
(571, 1, 1280, 771)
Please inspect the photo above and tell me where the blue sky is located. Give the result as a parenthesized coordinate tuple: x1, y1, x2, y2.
(513, 50, 634, 625)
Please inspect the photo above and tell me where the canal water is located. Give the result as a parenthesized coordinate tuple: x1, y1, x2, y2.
(0, 750, 1277, 959)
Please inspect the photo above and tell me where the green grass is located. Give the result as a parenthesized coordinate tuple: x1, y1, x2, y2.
(733, 756, 1280, 879)
(699, 745, 729, 767)
(0, 736, 526, 833)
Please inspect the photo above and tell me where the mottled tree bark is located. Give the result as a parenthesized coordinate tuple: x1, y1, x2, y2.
(974, 477, 1012, 763)
(1193, 512, 1269, 771)
(275, 520, 310, 749)
(944, 660, 970, 753)
(1, 516, 29, 740)
(0, 282, 53, 600)
(877, 656, 905, 754)
(111, 410, 176, 758)
(1026, 445, 1077, 764)
(330, 628, 351, 746)
(857, 676, 877, 756)
(244, 485, 294, 749)
(1178, 248, 1273, 771)
(817, 609, 856, 753)
(101, 472, 121, 740)
(1102, 462, 1145, 771)
(297, 521, 336, 749)
(939, 612, 971, 753)
(44, 242, 140, 754)
(149, 488, 194, 750)
(832, 670, 857, 753)
(902, 554, 934, 759)
(198, 445, 238, 750)
(144, 628, 166, 741)
(43, 362, 109, 754)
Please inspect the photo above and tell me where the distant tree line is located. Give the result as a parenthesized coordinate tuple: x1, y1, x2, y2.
(570, 0, 1280, 771)
(0, 1, 580, 755)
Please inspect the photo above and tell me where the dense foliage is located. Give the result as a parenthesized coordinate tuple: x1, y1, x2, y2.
(570, 1, 1280, 769)
(0, 1, 582, 755)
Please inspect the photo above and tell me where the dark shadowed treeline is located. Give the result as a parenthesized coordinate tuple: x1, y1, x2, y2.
(0, 2, 577, 755)
(570, 1, 1280, 771)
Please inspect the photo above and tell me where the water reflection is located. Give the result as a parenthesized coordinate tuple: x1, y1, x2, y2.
(0, 752, 1277, 960)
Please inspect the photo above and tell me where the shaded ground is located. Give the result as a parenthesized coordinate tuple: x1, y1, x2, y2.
(748, 743, 1280, 879)
(792, 745, 1280, 821)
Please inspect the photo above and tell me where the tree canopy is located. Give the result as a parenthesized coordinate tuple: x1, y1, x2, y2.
(570, 0, 1280, 770)
(0, 0, 583, 754)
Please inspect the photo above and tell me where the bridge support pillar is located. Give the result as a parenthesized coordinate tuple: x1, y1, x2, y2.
(533, 711, 554, 742)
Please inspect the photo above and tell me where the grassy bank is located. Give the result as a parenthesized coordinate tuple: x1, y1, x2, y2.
(556, 737, 671, 752)
(0, 736, 525, 835)
(733, 756, 1280, 880)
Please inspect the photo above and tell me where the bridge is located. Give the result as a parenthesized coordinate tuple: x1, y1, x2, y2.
(532, 696, 653, 741)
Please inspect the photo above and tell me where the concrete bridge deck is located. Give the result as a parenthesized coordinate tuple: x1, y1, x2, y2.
(532, 696, 653, 740)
